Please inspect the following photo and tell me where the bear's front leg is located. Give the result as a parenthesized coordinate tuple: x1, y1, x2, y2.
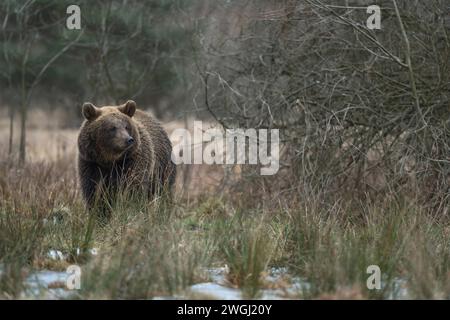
(78, 159, 112, 221)
(78, 159, 99, 207)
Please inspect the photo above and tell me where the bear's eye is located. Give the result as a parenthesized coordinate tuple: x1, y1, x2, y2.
(109, 126, 117, 132)
(125, 124, 131, 131)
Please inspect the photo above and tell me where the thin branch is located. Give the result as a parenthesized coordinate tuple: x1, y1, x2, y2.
(392, 0, 427, 127)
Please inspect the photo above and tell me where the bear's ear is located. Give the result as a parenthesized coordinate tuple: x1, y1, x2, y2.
(119, 100, 136, 118)
(82, 102, 100, 121)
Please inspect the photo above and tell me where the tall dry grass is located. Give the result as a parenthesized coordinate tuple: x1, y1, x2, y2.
(0, 124, 449, 299)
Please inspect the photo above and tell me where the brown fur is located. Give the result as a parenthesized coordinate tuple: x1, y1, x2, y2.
(77, 100, 176, 215)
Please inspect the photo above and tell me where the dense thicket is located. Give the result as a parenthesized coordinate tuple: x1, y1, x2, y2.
(200, 0, 449, 207)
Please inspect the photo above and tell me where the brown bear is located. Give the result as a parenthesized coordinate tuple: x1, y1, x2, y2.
(77, 100, 176, 216)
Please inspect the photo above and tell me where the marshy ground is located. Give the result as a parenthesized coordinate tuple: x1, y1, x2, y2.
(0, 112, 449, 300)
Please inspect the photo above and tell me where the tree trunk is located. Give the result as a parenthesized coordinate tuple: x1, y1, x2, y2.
(8, 104, 14, 155)
(19, 100, 27, 165)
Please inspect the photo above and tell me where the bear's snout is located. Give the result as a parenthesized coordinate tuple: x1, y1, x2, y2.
(127, 137, 135, 146)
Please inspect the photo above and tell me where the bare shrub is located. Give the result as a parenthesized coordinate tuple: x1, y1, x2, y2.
(198, 0, 449, 210)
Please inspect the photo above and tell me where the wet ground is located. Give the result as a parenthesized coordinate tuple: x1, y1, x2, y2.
(13, 259, 410, 299)
(19, 266, 308, 300)
(0, 244, 412, 300)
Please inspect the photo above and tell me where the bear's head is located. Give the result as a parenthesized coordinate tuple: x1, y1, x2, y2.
(78, 100, 141, 165)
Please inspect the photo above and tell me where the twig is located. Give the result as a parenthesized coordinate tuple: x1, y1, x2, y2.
(392, 0, 427, 127)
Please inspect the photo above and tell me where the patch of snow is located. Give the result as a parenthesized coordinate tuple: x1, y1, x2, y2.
(46, 248, 99, 261)
(387, 278, 410, 300)
(23, 270, 73, 299)
(190, 282, 243, 300)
